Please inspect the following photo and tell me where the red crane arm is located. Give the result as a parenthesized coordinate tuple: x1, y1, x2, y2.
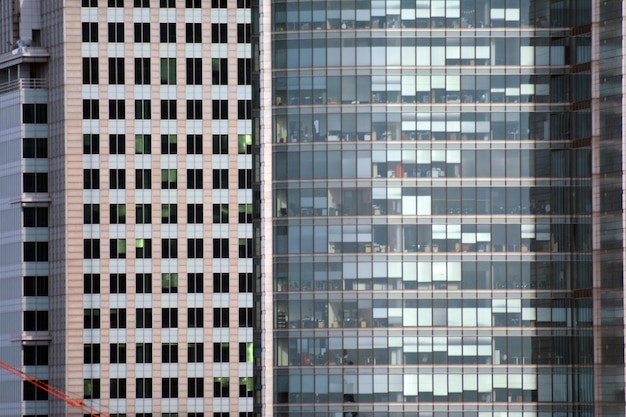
(0, 359, 110, 417)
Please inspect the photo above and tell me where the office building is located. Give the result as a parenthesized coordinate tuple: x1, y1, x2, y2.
(259, 1, 621, 417)
(0, 0, 255, 416)
(0, 1, 625, 417)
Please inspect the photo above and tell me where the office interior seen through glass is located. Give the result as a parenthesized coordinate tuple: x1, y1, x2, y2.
(270, 0, 592, 416)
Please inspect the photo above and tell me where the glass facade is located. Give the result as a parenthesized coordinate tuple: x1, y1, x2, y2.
(267, 1, 595, 416)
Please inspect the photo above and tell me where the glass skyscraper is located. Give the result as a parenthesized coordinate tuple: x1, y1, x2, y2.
(259, 1, 600, 416)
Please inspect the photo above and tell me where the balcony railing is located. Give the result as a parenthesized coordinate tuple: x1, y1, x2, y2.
(0, 78, 47, 95)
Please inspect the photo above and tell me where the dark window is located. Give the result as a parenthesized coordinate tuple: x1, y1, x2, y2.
(186, 134, 203, 154)
(23, 137, 48, 158)
(136, 238, 152, 259)
(212, 134, 228, 154)
(23, 103, 48, 123)
(161, 100, 177, 119)
(186, 0, 201, 7)
(136, 169, 152, 189)
(110, 343, 127, 363)
(213, 204, 228, 223)
(187, 273, 203, 293)
(162, 343, 178, 363)
(160, 58, 176, 84)
(160, 23, 176, 43)
(161, 169, 177, 189)
(109, 134, 125, 154)
(186, 23, 202, 43)
(135, 58, 151, 84)
(83, 204, 100, 224)
(110, 239, 127, 259)
(188, 308, 203, 328)
(83, 99, 99, 119)
(188, 343, 204, 362)
(162, 378, 178, 398)
(161, 273, 178, 294)
(162, 308, 178, 328)
(213, 308, 229, 327)
(237, 0, 251, 7)
(110, 204, 126, 224)
(82, 22, 98, 42)
(237, 24, 251, 43)
(239, 238, 253, 258)
(211, 24, 227, 43)
(134, 0, 150, 6)
(84, 379, 100, 399)
(212, 169, 228, 189)
(237, 100, 252, 120)
(82, 0, 98, 6)
(110, 273, 127, 293)
(83, 274, 100, 294)
(135, 101, 151, 119)
(83, 134, 99, 154)
(238, 169, 252, 189)
(109, 57, 125, 84)
(239, 307, 253, 328)
(108, 0, 124, 6)
(212, 100, 228, 119)
(186, 100, 203, 119)
(23, 241, 48, 262)
(162, 238, 178, 258)
(110, 308, 127, 328)
(109, 100, 126, 119)
(238, 204, 252, 223)
(211, 58, 227, 85)
(24, 310, 48, 331)
(161, 134, 177, 154)
(83, 57, 99, 84)
(83, 344, 100, 364)
(161, 203, 177, 224)
(186, 169, 203, 189)
(136, 378, 152, 398)
(160, 0, 175, 6)
(84, 309, 100, 329)
(237, 58, 251, 85)
(213, 273, 229, 293)
(24, 380, 48, 400)
(84, 238, 101, 259)
(24, 275, 49, 296)
(23, 173, 48, 193)
(134, 23, 150, 42)
(188, 378, 204, 398)
(136, 274, 152, 294)
(108, 23, 124, 42)
(136, 309, 153, 329)
(213, 238, 229, 258)
(187, 204, 203, 223)
(110, 378, 127, 399)
(135, 134, 151, 153)
(188, 239, 203, 258)
(24, 207, 49, 227)
(109, 168, 126, 189)
(213, 377, 229, 398)
(239, 342, 253, 362)
(239, 273, 253, 293)
(214, 342, 229, 362)
(211, 0, 226, 8)
(136, 203, 152, 224)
